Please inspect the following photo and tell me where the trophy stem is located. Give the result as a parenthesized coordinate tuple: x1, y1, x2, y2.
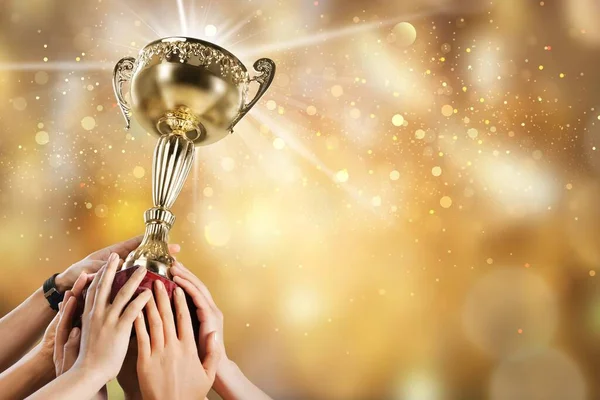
(123, 126, 196, 278)
(152, 131, 196, 210)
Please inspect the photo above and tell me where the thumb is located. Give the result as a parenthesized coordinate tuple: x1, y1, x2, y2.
(201, 331, 222, 382)
(60, 327, 81, 375)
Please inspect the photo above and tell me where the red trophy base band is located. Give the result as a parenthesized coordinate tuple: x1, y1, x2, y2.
(75, 266, 199, 338)
(110, 266, 178, 302)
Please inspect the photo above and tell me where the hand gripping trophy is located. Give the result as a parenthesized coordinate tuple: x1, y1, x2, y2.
(109, 37, 275, 299)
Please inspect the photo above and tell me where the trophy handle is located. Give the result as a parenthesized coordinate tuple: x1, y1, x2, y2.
(228, 58, 276, 133)
(113, 57, 136, 130)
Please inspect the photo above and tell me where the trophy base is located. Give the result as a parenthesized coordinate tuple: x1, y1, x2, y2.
(75, 266, 199, 338)
(110, 266, 177, 302)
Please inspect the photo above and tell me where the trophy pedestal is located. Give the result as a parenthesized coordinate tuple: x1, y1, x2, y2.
(75, 266, 199, 337)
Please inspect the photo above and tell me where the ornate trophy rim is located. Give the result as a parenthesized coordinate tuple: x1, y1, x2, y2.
(135, 36, 250, 86)
(143, 36, 247, 70)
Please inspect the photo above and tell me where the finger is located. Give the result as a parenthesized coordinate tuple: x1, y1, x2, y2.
(54, 296, 76, 369)
(134, 311, 151, 359)
(154, 280, 176, 343)
(70, 273, 88, 298)
(94, 253, 120, 310)
(170, 264, 216, 307)
(90, 235, 143, 261)
(145, 295, 164, 350)
(110, 265, 147, 314)
(201, 331, 222, 382)
(173, 276, 213, 321)
(60, 327, 81, 375)
(119, 289, 152, 328)
(168, 243, 181, 255)
(173, 286, 194, 344)
(62, 290, 73, 308)
(83, 264, 106, 316)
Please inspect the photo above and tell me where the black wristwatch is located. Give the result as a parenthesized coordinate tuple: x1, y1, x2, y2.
(43, 273, 65, 311)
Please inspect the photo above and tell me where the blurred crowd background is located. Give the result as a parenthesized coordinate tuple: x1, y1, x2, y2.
(2, 0, 600, 399)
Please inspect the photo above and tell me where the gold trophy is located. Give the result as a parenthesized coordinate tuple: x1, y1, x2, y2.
(109, 37, 275, 298)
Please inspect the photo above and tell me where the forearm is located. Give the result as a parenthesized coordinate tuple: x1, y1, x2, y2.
(0, 287, 55, 372)
(0, 344, 55, 400)
(214, 360, 272, 400)
(26, 367, 107, 400)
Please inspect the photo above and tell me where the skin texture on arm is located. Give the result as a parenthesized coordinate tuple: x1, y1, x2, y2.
(0, 236, 147, 373)
(0, 339, 55, 400)
(0, 275, 89, 400)
(134, 280, 221, 400)
(171, 263, 273, 400)
(26, 252, 152, 400)
(0, 288, 56, 373)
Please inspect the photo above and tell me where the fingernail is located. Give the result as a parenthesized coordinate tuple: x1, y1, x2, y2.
(214, 332, 219, 343)
(138, 312, 143, 319)
(175, 287, 183, 297)
(108, 252, 118, 263)
(69, 328, 80, 338)
(154, 280, 164, 290)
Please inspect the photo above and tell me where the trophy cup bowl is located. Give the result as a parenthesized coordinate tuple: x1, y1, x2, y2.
(104, 36, 275, 308)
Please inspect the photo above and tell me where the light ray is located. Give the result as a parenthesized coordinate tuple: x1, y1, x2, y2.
(94, 37, 142, 52)
(228, 28, 269, 49)
(238, 9, 446, 58)
(114, 0, 163, 38)
(201, 0, 213, 28)
(251, 110, 377, 211)
(176, 0, 188, 35)
(219, 17, 252, 45)
(0, 62, 113, 71)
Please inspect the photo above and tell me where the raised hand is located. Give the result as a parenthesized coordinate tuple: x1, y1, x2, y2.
(134, 280, 221, 400)
(26, 253, 153, 400)
(116, 243, 182, 400)
(75, 253, 153, 382)
(171, 263, 272, 400)
(54, 278, 108, 400)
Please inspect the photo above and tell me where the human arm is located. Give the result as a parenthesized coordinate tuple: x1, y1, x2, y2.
(0, 274, 89, 399)
(26, 252, 152, 400)
(0, 288, 56, 372)
(171, 263, 273, 400)
(0, 339, 55, 400)
(0, 236, 150, 372)
(53, 286, 107, 400)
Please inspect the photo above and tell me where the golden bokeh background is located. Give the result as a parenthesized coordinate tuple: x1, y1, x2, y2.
(2, 0, 600, 399)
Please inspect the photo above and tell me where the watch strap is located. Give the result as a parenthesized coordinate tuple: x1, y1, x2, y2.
(43, 273, 64, 311)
